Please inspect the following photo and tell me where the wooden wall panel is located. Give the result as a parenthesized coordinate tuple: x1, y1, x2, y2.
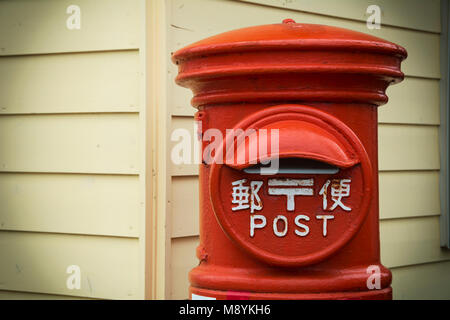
(238, 0, 441, 33)
(0, 231, 140, 299)
(379, 171, 440, 220)
(380, 77, 440, 125)
(171, 236, 199, 300)
(0, 173, 140, 237)
(0, 0, 141, 56)
(172, 176, 199, 238)
(0, 290, 95, 300)
(0, 0, 146, 301)
(0, 51, 140, 114)
(0, 114, 140, 174)
(379, 124, 440, 171)
(391, 261, 450, 300)
(381, 216, 450, 268)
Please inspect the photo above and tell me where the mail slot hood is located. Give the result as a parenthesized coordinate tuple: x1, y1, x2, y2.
(225, 116, 360, 171)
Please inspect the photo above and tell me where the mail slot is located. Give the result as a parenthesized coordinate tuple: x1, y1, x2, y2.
(172, 20, 407, 300)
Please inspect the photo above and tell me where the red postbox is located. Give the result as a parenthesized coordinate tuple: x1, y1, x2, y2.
(172, 20, 407, 300)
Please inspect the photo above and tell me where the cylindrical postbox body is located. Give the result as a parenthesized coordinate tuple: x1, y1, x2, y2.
(172, 20, 407, 300)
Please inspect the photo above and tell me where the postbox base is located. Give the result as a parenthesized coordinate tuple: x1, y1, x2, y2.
(190, 286, 392, 300)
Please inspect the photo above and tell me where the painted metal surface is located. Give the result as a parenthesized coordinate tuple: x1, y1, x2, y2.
(172, 20, 406, 300)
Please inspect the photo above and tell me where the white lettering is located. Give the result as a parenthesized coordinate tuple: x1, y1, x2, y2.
(294, 215, 310, 237)
(250, 181, 263, 213)
(250, 215, 266, 237)
(316, 215, 334, 237)
(273, 215, 288, 237)
(268, 178, 314, 211)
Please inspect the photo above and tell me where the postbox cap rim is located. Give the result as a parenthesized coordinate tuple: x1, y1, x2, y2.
(172, 22, 407, 62)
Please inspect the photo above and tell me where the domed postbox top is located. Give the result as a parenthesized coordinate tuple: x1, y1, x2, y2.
(173, 20, 407, 61)
(172, 20, 407, 108)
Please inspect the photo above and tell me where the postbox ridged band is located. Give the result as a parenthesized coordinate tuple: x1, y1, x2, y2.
(175, 49, 404, 107)
(177, 65, 403, 80)
(189, 264, 392, 293)
(179, 70, 398, 107)
(192, 90, 388, 106)
(190, 286, 393, 300)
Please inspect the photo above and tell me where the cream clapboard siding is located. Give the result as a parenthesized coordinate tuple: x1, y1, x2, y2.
(0, 0, 140, 55)
(0, 0, 146, 299)
(167, 0, 449, 300)
(0, 51, 140, 115)
(0, 290, 96, 300)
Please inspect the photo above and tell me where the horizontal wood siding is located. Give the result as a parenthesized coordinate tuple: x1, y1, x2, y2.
(171, 237, 199, 300)
(0, 0, 144, 299)
(0, 51, 140, 115)
(0, 114, 140, 174)
(0, 173, 140, 237)
(0, 290, 96, 300)
(238, 0, 441, 33)
(0, 231, 140, 299)
(0, 0, 141, 56)
(391, 261, 450, 299)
